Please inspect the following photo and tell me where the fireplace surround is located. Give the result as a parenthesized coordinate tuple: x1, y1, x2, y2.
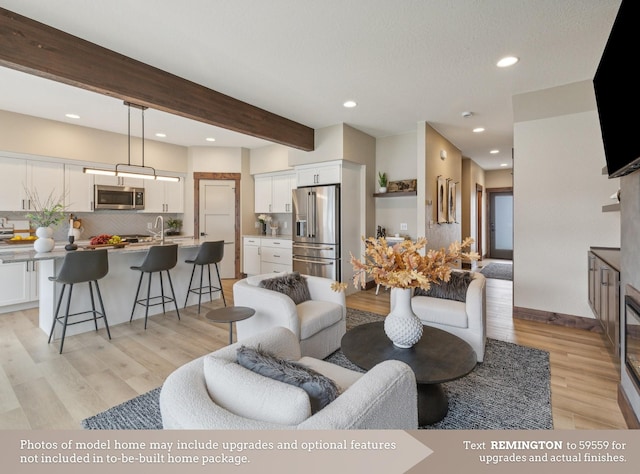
(624, 293, 640, 392)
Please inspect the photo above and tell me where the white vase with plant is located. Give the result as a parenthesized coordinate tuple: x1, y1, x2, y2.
(378, 172, 388, 193)
(333, 236, 479, 348)
(24, 188, 67, 253)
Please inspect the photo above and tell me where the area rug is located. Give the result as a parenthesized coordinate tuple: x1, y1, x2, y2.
(82, 308, 552, 430)
(479, 262, 513, 281)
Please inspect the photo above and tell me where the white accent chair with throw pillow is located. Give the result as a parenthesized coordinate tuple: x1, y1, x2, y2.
(233, 272, 346, 359)
(159, 326, 418, 429)
(391, 271, 487, 362)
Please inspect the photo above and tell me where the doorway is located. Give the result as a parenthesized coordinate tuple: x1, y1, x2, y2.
(194, 172, 241, 279)
(487, 188, 513, 260)
(476, 184, 483, 258)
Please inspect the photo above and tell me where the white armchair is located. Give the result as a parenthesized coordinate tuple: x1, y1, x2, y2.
(233, 274, 346, 359)
(392, 271, 487, 362)
(159, 327, 418, 430)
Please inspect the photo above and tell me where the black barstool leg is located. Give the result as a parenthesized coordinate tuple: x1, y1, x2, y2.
(159, 271, 166, 314)
(207, 264, 213, 304)
(184, 264, 196, 308)
(94, 280, 111, 340)
(198, 264, 204, 313)
(88, 281, 98, 331)
(59, 284, 74, 354)
(166, 270, 181, 320)
(49, 284, 66, 344)
(215, 263, 226, 306)
(130, 272, 144, 323)
(144, 272, 152, 329)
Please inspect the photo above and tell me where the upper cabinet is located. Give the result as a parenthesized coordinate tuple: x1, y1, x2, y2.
(143, 178, 184, 213)
(254, 171, 295, 213)
(93, 174, 145, 188)
(295, 161, 342, 187)
(0, 157, 64, 212)
(64, 164, 94, 212)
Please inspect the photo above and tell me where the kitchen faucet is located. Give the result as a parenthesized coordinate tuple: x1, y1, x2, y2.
(154, 215, 164, 244)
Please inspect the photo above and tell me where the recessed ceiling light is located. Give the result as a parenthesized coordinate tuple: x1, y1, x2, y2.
(343, 100, 357, 108)
(205, 137, 216, 142)
(490, 149, 500, 154)
(473, 127, 485, 133)
(155, 132, 167, 138)
(65, 113, 80, 119)
(500, 163, 509, 167)
(497, 56, 519, 68)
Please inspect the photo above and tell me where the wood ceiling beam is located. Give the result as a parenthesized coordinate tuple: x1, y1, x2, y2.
(0, 8, 314, 151)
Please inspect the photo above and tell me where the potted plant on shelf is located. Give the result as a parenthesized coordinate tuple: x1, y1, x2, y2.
(378, 172, 388, 193)
(24, 188, 67, 253)
(166, 218, 182, 236)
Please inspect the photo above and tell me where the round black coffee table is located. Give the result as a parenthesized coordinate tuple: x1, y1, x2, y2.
(205, 306, 255, 345)
(341, 321, 477, 425)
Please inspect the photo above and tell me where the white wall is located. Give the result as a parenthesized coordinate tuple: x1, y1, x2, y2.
(249, 144, 292, 175)
(513, 81, 620, 318)
(485, 169, 513, 189)
(375, 132, 418, 238)
(0, 109, 188, 172)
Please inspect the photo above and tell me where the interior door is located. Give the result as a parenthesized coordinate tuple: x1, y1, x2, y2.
(199, 180, 236, 278)
(489, 191, 513, 260)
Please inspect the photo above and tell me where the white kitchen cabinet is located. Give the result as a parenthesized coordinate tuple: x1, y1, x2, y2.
(0, 260, 38, 310)
(0, 157, 64, 212)
(254, 171, 295, 214)
(260, 238, 292, 274)
(64, 164, 95, 212)
(295, 161, 341, 187)
(93, 174, 144, 188)
(243, 237, 261, 275)
(271, 173, 295, 213)
(143, 178, 184, 213)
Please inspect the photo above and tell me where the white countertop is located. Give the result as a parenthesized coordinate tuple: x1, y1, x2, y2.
(0, 237, 201, 264)
(243, 234, 292, 240)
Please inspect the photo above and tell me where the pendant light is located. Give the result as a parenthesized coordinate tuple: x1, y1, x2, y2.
(84, 102, 179, 182)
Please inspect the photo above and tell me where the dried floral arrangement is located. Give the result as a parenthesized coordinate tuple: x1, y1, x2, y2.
(332, 236, 479, 292)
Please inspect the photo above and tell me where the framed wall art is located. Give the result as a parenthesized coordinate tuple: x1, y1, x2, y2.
(437, 176, 447, 223)
(447, 180, 457, 223)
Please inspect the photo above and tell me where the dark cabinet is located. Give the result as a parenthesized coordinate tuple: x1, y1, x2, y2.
(588, 250, 620, 358)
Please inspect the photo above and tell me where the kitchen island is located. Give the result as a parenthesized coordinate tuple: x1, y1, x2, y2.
(0, 238, 214, 338)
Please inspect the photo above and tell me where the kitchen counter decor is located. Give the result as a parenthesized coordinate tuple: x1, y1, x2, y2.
(23, 188, 67, 253)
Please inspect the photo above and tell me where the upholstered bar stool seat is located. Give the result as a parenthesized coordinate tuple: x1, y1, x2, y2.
(48, 249, 111, 354)
(184, 240, 226, 313)
(129, 244, 181, 329)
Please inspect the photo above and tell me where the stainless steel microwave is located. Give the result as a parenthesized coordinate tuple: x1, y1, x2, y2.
(94, 185, 145, 210)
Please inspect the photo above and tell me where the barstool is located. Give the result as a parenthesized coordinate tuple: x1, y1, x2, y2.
(183, 240, 226, 313)
(48, 249, 111, 354)
(129, 244, 181, 329)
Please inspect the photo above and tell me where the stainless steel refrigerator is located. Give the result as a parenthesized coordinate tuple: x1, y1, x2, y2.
(292, 184, 340, 281)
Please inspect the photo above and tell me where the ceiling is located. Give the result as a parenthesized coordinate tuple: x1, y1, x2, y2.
(0, 0, 622, 170)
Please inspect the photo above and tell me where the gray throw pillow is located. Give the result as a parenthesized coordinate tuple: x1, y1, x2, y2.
(414, 271, 473, 302)
(236, 345, 339, 413)
(259, 272, 311, 305)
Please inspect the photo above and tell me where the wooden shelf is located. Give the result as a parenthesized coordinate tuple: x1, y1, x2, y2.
(373, 191, 417, 197)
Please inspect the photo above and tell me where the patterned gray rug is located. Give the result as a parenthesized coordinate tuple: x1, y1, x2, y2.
(82, 308, 552, 430)
(479, 262, 513, 281)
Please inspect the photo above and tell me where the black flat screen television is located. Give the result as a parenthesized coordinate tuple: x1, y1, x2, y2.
(594, 0, 640, 178)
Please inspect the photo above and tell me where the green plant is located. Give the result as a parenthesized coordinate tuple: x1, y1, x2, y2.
(24, 188, 67, 228)
(166, 218, 182, 231)
(378, 172, 388, 187)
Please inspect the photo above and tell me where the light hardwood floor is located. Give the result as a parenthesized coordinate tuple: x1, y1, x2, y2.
(0, 277, 628, 429)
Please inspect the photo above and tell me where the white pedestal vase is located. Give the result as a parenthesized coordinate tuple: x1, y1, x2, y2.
(34, 226, 55, 253)
(384, 288, 423, 348)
